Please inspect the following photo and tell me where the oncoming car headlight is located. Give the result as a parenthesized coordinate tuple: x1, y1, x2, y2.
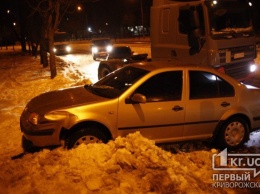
(66, 46, 71, 52)
(92, 47, 98, 54)
(250, 64, 257, 73)
(106, 45, 113, 52)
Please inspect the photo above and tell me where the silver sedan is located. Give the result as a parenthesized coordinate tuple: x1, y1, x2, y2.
(20, 62, 260, 151)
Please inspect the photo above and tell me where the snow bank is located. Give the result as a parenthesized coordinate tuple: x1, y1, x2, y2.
(0, 132, 222, 194)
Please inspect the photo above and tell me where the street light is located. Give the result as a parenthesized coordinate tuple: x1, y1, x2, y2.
(128, 0, 145, 37)
(137, 0, 145, 37)
(140, 0, 144, 37)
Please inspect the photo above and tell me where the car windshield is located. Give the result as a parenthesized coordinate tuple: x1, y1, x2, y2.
(205, 0, 253, 38)
(85, 66, 149, 98)
(92, 39, 111, 46)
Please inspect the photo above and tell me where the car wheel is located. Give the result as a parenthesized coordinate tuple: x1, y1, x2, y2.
(98, 65, 112, 80)
(218, 117, 249, 149)
(66, 126, 108, 149)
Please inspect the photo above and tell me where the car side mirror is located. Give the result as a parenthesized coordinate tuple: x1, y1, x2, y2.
(125, 93, 146, 104)
(187, 7, 205, 55)
(190, 9, 200, 29)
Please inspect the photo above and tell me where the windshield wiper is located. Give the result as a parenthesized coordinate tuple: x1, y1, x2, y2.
(84, 84, 99, 95)
(92, 85, 114, 90)
(84, 84, 116, 97)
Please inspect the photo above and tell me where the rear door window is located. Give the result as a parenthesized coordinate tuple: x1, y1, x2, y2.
(189, 71, 234, 99)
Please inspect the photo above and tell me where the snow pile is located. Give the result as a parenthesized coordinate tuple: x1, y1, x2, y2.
(0, 132, 219, 193)
(0, 51, 260, 193)
(0, 54, 83, 159)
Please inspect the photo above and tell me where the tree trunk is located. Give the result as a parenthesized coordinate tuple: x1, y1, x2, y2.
(48, 29, 57, 79)
(40, 38, 48, 67)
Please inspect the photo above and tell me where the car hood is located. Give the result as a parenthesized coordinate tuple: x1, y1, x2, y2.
(26, 86, 107, 114)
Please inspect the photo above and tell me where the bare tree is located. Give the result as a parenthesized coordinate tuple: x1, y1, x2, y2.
(27, 0, 77, 78)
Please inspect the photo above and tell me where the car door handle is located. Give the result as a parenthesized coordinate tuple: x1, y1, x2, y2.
(221, 101, 230, 107)
(172, 106, 184, 112)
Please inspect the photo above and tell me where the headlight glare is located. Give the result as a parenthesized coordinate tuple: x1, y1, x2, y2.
(92, 47, 98, 54)
(66, 46, 71, 52)
(250, 64, 257, 72)
(106, 45, 113, 52)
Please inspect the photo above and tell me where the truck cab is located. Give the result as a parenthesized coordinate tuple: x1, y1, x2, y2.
(151, 0, 257, 81)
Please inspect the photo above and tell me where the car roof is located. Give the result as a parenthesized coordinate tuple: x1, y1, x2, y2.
(91, 38, 111, 44)
(127, 61, 239, 81)
(128, 60, 209, 71)
(112, 45, 130, 48)
(92, 38, 110, 41)
(111, 46, 131, 52)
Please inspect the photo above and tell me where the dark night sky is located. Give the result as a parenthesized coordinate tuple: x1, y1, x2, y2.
(1, 0, 260, 41)
(83, 0, 153, 28)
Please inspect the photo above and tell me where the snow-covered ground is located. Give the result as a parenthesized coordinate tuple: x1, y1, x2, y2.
(1, 45, 260, 193)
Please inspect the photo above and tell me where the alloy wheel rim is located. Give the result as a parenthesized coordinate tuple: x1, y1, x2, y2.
(225, 121, 245, 146)
(73, 135, 102, 148)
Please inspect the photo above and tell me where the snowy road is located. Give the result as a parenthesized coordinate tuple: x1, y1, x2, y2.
(59, 42, 151, 84)
(59, 54, 100, 84)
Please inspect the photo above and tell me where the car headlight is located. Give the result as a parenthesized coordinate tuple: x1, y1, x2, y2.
(92, 47, 98, 54)
(250, 64, 257, 72)
(66, 46, 71, 52)
(28, 112, 40, 125)
(106, 45, 113, 52)
(28, 111, 71, 125)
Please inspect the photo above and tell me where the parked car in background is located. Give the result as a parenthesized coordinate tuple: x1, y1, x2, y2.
(20, 62, 260, 152)
(91, 38, 113, 60)
(98, 46, 148, 79)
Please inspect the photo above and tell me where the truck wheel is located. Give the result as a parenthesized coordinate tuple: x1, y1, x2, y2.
(66, 126, 108, 149)
(218, 117, 248, 150)
(98, 65, 112, 80)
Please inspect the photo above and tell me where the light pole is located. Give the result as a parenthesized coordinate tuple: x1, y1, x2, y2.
(140, 0, 145, 37)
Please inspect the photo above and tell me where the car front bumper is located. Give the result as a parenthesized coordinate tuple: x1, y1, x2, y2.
(20, 118, 62, 148)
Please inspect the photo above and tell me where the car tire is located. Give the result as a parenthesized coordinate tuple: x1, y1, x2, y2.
(218, 117, 249, 150)
(66, 126, 108, 149)
(22, 136, 41, 153)
(98, 65, 112, 80)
